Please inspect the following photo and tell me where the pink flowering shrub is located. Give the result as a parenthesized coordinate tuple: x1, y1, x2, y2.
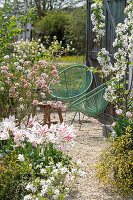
(0, 55, 59, 124)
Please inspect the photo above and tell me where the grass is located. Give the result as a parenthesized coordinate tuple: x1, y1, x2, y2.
(55, 55, 86, 72)
(56, 55, 85, 64)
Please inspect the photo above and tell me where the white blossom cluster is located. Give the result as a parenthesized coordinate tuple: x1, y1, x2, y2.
(24, 160, 85, 200)
(97, 48, 114, 76)
(12, 39, 45, 60)
(104, 84, 117, 103)
(91, 0, 105, 42)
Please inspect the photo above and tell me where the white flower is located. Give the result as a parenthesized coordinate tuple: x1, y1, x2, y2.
(18, 154, 25, 162)
(4, 55, 9, 59)
(24, 194, 32, 200)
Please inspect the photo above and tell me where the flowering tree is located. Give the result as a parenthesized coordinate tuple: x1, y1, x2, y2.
(91, 0, 133, 136)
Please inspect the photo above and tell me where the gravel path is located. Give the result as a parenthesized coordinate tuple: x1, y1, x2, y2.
(62, 111, 122, 200)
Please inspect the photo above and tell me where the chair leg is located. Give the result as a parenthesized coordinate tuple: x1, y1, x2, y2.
(71, 111, 78, 124)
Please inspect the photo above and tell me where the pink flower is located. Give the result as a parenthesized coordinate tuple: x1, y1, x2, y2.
(21, 78, 27, 83)
(48, 90, 53, 93)
(111, 122, 116, 127)
(1, 66, 8, 70)
(39, 60, 48, 66)
(50, 102, 55, 107)
(115, 109, 123, 115)
(24, 83, 28, 88)
(57, 75, 59, 79)
(10, 86, 16, 91)
(13, 94, 17, 98)
(5, 80, 9, 84)
(51, 70, 58, 76)
(24, 61, 30, 65)
(32, 70, 36, 75)
(52, 65, 56, 69)
(41, 85, 47, 90)
(32, 100, 39, 105)
(126, 111, 132, 118)
(41, 92, 46, 98)
(7, 73, 13, 77)
(1, 70, 8, 74)
(19, 97, 23, 102)
(51, 79, 56, 85)
(26, 92, 30, 96)
(36, 107, 40, 111)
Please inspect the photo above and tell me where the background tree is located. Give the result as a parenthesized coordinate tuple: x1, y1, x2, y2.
(64, 7, 86, 55)
(35, 10, 69, 43)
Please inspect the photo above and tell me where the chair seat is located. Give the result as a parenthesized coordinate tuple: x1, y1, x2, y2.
(49, 65, 93, 102)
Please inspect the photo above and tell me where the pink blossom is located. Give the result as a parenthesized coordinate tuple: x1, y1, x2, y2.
(39, 60, 48, 66)
(32, 71, 36, 75)
(52, 65, 56, 69)
(51, 79, 56, 85)
(21, 78, 27, 83)
(26, 92, 30, 96)
(50, 102, 55, 107)
(19, 97, 23, 102)
(111, 122, 116, 127)
(41, 92, 46, 98)
(36, 107, 40, 111)
(41, 85, 47, 90)
(57, 75, 59, 79)
(5, 80, 9, 84)
(1, 70, 8, 74)
(33, 64, 38, 70)
(115, 109, 123, 115)
(24, 61, 30, 65)
(24, 83, 28, 88)
(48, 90, 53, 93)
(32, 100, 39, 105)
(51, 70, 58, 76)
(27, 74, 31, 79)
(7, 73, 13, 77)
(1, 66, 8, 70)
(10, 86, 16, 91)
(13, 94, 17, 98)
(126, 111, 132, 118)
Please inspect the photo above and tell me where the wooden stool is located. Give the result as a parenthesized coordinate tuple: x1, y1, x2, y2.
(37, 103, 63, 128)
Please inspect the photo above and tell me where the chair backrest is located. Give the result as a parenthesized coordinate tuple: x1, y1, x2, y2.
(50, 65, 93, 102)
(68, 84, 108, 116)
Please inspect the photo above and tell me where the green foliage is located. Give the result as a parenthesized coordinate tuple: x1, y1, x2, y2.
(0, 8, 37, 63)
(64, 7, 86, 54)
(96, 129, 133, 198)
(36, 10, 68, 42)
(0, 152, 34, 200)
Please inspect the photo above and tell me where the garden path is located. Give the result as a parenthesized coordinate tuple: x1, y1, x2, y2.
(62, 111, 122, 200)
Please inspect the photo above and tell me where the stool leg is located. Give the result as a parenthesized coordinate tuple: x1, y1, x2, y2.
(58, 109, 63, 123)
